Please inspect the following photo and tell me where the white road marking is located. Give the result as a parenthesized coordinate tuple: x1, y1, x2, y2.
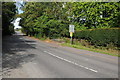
(43, 51, 98, 73)
(19, 38, 23, 39)
(85, 58, 89, 61)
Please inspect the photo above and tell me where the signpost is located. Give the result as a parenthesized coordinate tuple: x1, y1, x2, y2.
(69, 25, 74, 44)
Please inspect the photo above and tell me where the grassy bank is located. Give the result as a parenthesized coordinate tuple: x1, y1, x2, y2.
(60, 38, 119, 57)
(28, 35, 119, 57)
(61, 43, 119, 57)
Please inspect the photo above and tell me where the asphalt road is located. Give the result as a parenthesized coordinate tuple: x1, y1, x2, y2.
(2, 31, 118, 78)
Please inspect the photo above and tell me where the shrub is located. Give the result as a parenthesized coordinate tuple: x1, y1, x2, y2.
(74, 28, 120, 48)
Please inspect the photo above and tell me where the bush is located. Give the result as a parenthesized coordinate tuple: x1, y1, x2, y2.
(74, 28, 120, 48)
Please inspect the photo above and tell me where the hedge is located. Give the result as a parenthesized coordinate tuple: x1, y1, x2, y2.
(74, 28, 120, 47)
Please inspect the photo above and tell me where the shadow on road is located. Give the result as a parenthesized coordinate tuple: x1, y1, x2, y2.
(2, 34, 37, 76)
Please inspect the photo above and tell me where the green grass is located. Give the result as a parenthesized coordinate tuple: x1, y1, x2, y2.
(34, 36, 47, 41)
(31, 36, 119, 57)
(39, 37, 47, 41)
(61, 43, 119, 57)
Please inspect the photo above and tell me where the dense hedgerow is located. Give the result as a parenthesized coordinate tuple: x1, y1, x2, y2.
(74, 28, 120, 47)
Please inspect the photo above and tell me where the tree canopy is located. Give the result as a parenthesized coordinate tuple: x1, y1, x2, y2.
(2, 2, 16, 35)
(19, 2, 120, 38)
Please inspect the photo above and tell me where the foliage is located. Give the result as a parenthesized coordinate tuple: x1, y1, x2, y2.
(2, 2, 16, 35)
(67, 2, 120, 29)
(74, 28, 120, 48)
(19, 2, 120, 48)
(19, 2, 69, 38)
(19, 2, 120, 36)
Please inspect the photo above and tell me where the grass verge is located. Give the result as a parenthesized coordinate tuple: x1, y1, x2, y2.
(29, 35, 119, 57)
(61, 43, 119, 57)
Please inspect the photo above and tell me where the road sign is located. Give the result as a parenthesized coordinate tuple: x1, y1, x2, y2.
(69, 25, 74, 33)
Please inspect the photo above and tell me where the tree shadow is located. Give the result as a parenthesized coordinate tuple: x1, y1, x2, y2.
(2, 34, 37, 76)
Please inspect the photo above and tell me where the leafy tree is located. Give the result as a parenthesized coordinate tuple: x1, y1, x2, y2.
(2, 2, 16, 35)
(19, 2, 120, 38)
(68, 2, 120, 29)
(19, 2, 69, 38)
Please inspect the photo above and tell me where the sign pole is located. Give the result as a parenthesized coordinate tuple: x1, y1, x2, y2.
(70, 32, 73, 44)
(69, 25, 74, 45)
(70, 36, 73, 44)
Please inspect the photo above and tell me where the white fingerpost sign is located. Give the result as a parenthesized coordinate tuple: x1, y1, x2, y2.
(69, 25, 74, 33)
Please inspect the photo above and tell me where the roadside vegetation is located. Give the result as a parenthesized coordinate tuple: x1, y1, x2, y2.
(16, 2, 120, 56)
(61, 38, 119, 57)
(2, 2, 16, 35)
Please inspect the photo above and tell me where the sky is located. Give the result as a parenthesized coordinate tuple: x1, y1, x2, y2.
(15, 0, 24, 14)
(13, 0, 24, 29)
(14, 18, 21, 29)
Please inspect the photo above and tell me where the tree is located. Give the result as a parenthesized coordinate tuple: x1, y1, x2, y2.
(2, 2, 16, 35)
(67, 2, 120, 30)
(19, 2, 120, 38)
(19, 2, 69, 38)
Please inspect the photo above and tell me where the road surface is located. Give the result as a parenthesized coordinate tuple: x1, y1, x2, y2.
(2, 31, 118, 78)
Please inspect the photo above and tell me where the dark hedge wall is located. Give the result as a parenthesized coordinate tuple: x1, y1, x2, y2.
(74, 28, 120, 47)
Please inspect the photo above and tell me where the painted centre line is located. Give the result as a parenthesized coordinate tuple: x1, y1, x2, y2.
(43, 51, 98, 73)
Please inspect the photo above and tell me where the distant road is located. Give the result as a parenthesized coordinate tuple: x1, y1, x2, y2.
(2, 31, 118, 78)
